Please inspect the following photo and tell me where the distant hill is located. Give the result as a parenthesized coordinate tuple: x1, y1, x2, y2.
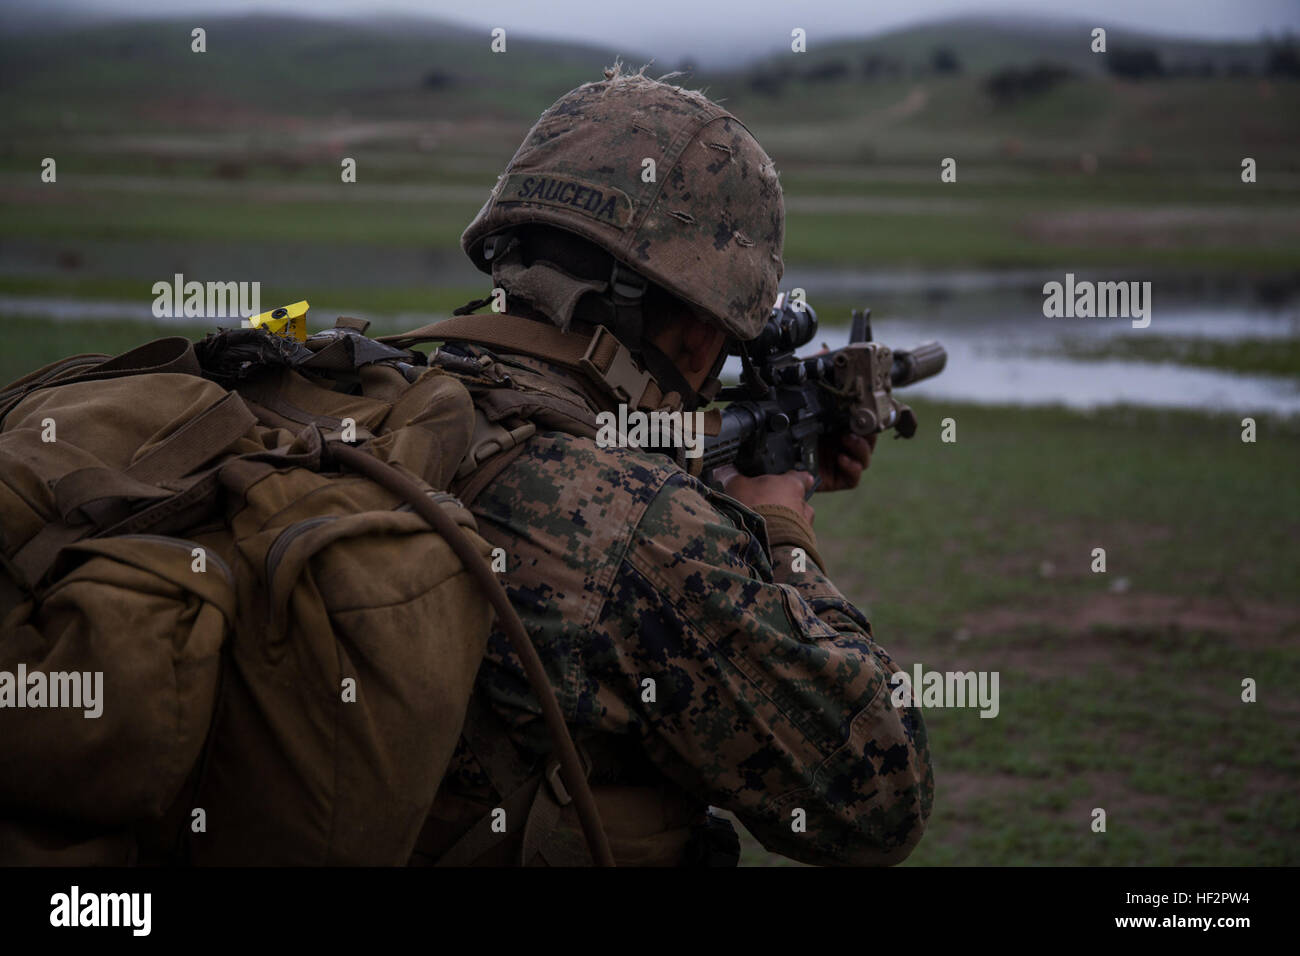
(0, 13, 645, 131)
(743, 14, 1275, 77)
(1, 12, 1295, 172)
(2, 12, 1286, 129)
(691, 17, 1297, 169)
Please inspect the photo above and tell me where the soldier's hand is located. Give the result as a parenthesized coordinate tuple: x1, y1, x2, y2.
(816, 432, 876, 492)
(717, 467, 815, 524)
(800, 347, 876, 493)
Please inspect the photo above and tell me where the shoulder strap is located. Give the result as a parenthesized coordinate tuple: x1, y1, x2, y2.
(379, 314, 669, 411)
(454, 440, 529, 507)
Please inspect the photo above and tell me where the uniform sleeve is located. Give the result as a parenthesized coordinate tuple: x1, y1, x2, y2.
(585, 473, 933, 866)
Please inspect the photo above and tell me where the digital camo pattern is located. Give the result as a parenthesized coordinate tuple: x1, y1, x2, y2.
(461, 68, 785, 341)
(436, 362, 934, 866)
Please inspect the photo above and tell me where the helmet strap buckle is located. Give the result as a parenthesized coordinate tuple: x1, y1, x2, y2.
(607, 262, 648, 348)
(580, 325, 653, 407)
(483, 231, 514, 263)
(609, 262, 648, 302)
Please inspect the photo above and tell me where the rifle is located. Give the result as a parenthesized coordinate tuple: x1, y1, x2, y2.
(700, 293, 947, 494)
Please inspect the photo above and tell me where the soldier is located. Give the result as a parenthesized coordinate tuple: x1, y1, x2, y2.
(410, 65, 933, 866)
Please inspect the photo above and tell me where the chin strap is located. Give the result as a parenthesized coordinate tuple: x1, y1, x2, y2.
(598, 262, 723, 412)
(445, 231, 728, 412)
(634, 339, 701, 412)
(697, 341, 732, 405)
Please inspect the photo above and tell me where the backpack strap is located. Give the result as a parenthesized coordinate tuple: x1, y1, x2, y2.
(0, 338, 201, 426)
(127, 391, 258, 484)
(0, 354, 109, 408)
(379, 314, 669, 411)
(432, 694, 594, 867)
(453, 440, 530, 507)
(9, 392, 259, 590)
(326, 442, 613, 867)
(456, 405, 536, 477)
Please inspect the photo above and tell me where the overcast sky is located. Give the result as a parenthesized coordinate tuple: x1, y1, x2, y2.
(25, 0, 1300, 64)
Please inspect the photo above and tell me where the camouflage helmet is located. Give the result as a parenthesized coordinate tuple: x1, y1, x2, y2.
(461, 66, 785, 342)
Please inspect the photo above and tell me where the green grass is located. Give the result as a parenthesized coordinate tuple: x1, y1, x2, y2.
(0, 318, 217, 386)
(733, 397, 1300, 865)
(1033, 335, 1300, 377)
(0, 190, 485, 247)
(822, 399, 1300, 634)
(0, 276, 487, 326)
(788, 209, 1300, 270)
(4, 180, 1297, 272)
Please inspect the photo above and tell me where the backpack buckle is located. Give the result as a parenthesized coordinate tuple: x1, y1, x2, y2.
(543, 746, 593, 808)
(580, 326, 651, 406)
(455, 408, 537, 480)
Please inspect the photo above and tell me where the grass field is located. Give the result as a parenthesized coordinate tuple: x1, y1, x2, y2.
(737, 398, 1300, 865)
(3, 172, 1297, 281)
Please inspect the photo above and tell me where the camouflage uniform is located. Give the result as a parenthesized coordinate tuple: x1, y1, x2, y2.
(412, 68, 933, 866)
(412, 348, 934, 866)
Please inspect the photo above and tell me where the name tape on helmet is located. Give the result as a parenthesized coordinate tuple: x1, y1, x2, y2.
(496, 173, 633, 229)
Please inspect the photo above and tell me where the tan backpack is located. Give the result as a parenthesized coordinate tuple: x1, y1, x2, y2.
(0, 323, 610, 866)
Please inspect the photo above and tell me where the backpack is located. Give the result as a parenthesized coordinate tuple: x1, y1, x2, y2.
(0, 320, 610, 866)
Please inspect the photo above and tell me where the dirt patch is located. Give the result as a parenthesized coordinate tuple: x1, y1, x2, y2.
(963, 516, 1176, 582)
(885, 85, 929, 120)
(962, 592, 1300, 646)
(137, 95, 306, 133)
(928, 592, 1300, 687)
(884, 591, 1300, 680)
(1020, 206, 1300, 248)
(1058, 771, 1176, 830)
(938, 770, 1033, 806)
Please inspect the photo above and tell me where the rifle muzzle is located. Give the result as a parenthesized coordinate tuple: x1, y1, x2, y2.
(891, 341, 947, 387)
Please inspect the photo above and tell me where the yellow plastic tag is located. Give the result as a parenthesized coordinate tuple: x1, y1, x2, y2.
(243, 300, 309, 342)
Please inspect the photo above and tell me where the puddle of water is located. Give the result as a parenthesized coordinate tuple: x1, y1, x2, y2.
(0, 295, 173, 322)
(3, 265, 1298, 416)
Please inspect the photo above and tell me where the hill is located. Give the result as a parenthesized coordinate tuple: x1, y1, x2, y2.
(0, 12, 1296, 278)
(2, 12, 1295, 174)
